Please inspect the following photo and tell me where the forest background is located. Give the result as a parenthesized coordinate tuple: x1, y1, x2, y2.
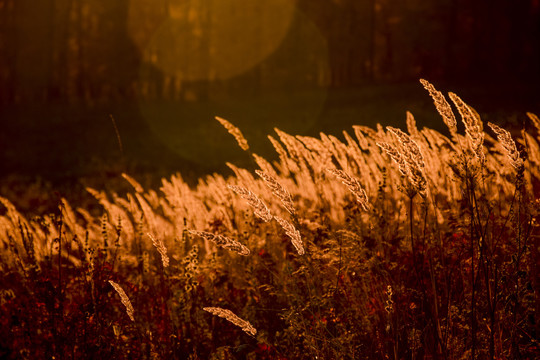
(1, 0, 539, 196)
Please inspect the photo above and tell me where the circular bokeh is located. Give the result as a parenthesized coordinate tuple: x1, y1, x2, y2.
(137, 2, 330, 170)
(142, 0, 296, 82)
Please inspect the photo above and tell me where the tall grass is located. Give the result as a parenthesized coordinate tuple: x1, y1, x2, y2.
(1, 80, 538, 359)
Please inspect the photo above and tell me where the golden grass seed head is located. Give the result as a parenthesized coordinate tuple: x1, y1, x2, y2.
(487, 122, 524, 171)
(215, 116, 249, 151)
(147, 233, 169, 268)
(274, 216, 304, 255)
(188, 230, 250, 256)
(255, 170, 296, 216)
(419, 79, 457, 134)
(527, 112, 540, 135)
(227, 184, 273, 222)
(121, 173, 144, 193)
(203, 307, 257, 336)
(109, 280, 135, 322)
(327, 168, 371, 211)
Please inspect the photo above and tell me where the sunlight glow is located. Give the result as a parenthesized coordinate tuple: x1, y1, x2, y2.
(140, 0, 296, 82)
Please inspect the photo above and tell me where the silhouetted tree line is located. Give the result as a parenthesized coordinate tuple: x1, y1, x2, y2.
(298, 0, 540, 87)
(0, 0, 140, 106)
(0, 0, 539, 106)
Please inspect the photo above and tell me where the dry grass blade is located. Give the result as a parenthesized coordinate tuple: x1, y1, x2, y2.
(274, 216, 304, 255)
(109, 280, 135, 322)
(448, 92, 485, 164)
(488, 122, 524, 170)
(376, 142, 408, 177)
(353, 126, 373, 150)
(147, 233, 169, 268)
(420, 79, 457, 134)
(327, 169, 371, 211)
(377, 136, 427, 196)
(406, 111, 420, 138)
(227, 185, 273, 222)
(522, 131, 540, 166)
(255, 170, 296, 215)
(527, 112, 540, 135)
(215, 116, 249, 151)
(135, 193, 156, 233)
(386, 126, 425, 170)
(252, 153, 277, 177)
(203, 307, 257, 336)
(122, 173, 144, 193)
(188, 230, 250, 256)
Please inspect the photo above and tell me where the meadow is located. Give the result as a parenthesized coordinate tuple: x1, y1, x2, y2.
(0, 80, 538, 359)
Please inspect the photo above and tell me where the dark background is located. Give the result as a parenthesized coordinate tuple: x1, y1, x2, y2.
(1, 0, 539, 191)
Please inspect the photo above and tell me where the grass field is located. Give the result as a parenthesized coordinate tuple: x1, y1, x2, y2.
(0, 80, 538, 359)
